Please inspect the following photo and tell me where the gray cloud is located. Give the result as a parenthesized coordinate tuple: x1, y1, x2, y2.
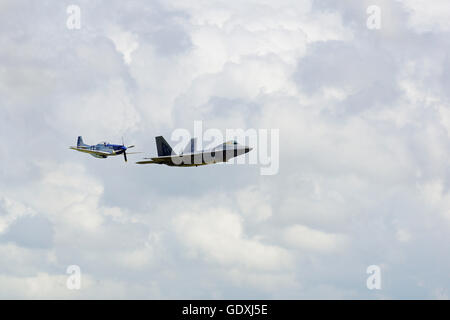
(0, 215, 53, 249)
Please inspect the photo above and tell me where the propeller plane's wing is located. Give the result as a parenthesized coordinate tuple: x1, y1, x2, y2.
(69, 147, 111, 157)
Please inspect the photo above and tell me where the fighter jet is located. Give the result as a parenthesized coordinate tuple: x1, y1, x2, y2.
(70, 136, 137, 162)
(136, 136, 252, 167)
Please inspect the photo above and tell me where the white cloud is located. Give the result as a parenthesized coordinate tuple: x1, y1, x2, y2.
(0, 271, 161, 299)
(107, 26, 140, 65)
(396, 228, 411, 243)
(398, 0, 450, 32)
(173, 208, 293, 271)
(283, 224, 347, 253)
(0, 196, 35, 234)
(418, 180, 450, 222)
(52, 78, 141, 138)
(235, 186, 272, 222)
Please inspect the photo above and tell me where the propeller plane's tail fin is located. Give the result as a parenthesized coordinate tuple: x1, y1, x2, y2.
(77, 136, 88, 148)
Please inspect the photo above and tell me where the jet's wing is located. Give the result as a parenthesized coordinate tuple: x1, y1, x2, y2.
(70, 147, 111, 156)
(136, 160, 157, 164)
(136, 156, 171, 164)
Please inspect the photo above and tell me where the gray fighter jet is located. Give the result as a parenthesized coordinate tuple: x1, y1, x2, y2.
(136, 136, 252, 167)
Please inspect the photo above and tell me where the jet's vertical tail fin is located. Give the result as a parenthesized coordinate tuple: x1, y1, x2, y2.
(183, 137, 197, 154)
(77, 136, 87, 148)
(156, 136, 174, 157)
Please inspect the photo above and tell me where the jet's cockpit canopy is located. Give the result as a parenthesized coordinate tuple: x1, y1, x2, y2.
(212, 140, 241, 151)
(225, 140, 239, 146)
(98, 141, 109, 146)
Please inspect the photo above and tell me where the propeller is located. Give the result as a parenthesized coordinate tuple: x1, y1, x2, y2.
(121, 137, 136, 162)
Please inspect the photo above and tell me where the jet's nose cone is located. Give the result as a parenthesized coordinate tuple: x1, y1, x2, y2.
(244, 147, 252, 153)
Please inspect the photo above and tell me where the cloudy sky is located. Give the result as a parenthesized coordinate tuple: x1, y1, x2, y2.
(1, 0, 449, 299)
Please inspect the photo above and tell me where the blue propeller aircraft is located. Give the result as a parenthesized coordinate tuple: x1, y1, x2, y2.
(70, 136, 137, 162)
